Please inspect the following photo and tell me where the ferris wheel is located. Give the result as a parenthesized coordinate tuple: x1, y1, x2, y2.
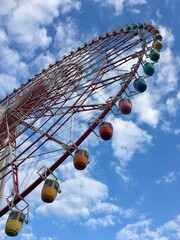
(0, 23, 163, 237)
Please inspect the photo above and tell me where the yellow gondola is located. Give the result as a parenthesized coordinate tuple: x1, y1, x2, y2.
(152, 40, 163, 51)
(5, 210, 25, 237)
(41, 178, 60, 203)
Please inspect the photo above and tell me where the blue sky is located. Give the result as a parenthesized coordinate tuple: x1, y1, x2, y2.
(0, 0, 180, 239)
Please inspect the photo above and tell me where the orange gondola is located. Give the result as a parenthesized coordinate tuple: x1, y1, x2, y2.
(73, 149, 89, 170)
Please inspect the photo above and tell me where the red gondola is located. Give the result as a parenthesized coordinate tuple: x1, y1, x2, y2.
(119, 99, 132, 115)
(99, 122, 113, 140)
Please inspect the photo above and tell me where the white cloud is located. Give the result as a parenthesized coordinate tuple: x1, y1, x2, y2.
(54, 18, 82, 58)
(0, 74, 19, 97)
(163, 215, 180, 235)
(6, 2, 52, 53)
(0, 44, 29, 78)
(130, 8, 141, 14)
(165, 91, 180, 116)
(94, 0, 124, 15)
(85, 215, 115, 228)
(117, 219, 153, 240)
(0, 24, 29, 85)
(105, 117, 153, 182)
(0, 29, 8, 44)
(0, 214, 8, 240)
(156, 48, 180, 95)
(133, 92, 160, 127)
(128, 0, 147, 5)
(156, 9, 162, 19)
(116, 215, 180, 240)
(177, 91, 180, 101)
(166, 98, 177, 116)
(114, 167, 132, 183)
(91, 202, 120, 214)
(155, 171, 179, 185)
(1, 0, 81, 57)
(161, 121, 180, 135)
(159, 26, 174, 46)
(20, 233, 37, 240)
(59, 0, 81, 14)
(31, 53, 55, 72)
(163, 172, 177, 183)
(91, 201, 133, 218)
(0, 0, 17, 16)
(94, 0, 146, 15)
(110, 118, 152, 168)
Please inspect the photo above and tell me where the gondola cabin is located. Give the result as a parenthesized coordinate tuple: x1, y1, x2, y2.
(119, 99, 132, 115)
(150, 28, 160, 34)
(99, 122, 113, 140)
(152, 40, 163, 51)
(5, 210, 25, 237)
(143, 63, 155, 76)
(154, 34, 163, 41)
(41, 178, 60, 203)
(73, 149, 89, 170)
(149, 49, 160, 62)
(133, 79, 147, 93)
(120, 27, 124, 32)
